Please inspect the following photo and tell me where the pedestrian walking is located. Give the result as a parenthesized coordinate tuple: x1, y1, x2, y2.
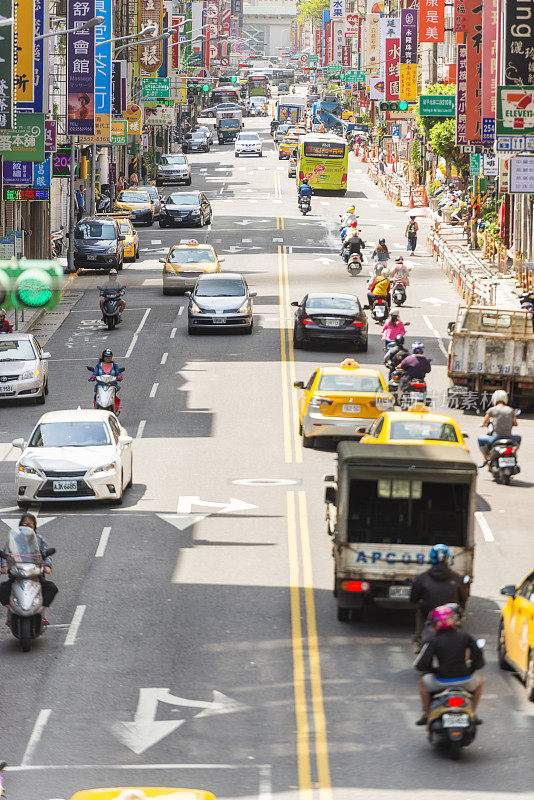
(128, 172, 139, 188)
(74, 185, 85, 222)
(406, 215, 419, 255)
(117, 173, 125, 193)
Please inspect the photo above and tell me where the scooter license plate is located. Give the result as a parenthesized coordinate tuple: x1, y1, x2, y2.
(442, 713, 469, 728)
(498, 457, 516, 467)
(375, 307, 386, 318)
(53, 480, 78, 492)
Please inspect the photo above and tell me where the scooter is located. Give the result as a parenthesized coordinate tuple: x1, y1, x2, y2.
(299, 196, 311, 215)
(425, 639, 485, 760)
(51, 228, 64, 257)
(482, 414, 521, 484)
(369, 297, 389, 323)
(347, 253, 362, 276)
(398, 375, 429, 407)
(87, 366, 125, 413)
(98, 287, 124, 330)
(519, 290, 534, 311)
(0, 528, 56, 652)
(392, 281, 407, 306)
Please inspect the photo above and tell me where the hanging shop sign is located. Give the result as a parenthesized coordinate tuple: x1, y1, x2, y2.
(44, 120, 56, 152)
(385, 38, 400, 101)
(367, 14, 380, 72)
(497, 86, 534, 136)
(3, 161, 32, 185)
(510, 155, 534, 192)
(3, 187, 50, 201)
(399, 64, 417, 101)
(400, 9, 418, 64)
(465, 0, 483, 142)
(0, 113, 45, 161)
(370, 76, 386, 101)
(144, 104, 175, 125)
(138, 0, 164, 73)
(33, 158, 51, 189)
(78, 114, 113, 144)
(110, 119, 127, 144)
(66, 0, 95, 136)
(454, 0, 467, 32)
(0, 0, 13, 129)
(419, 0, 444, 43)
(18, 0, 46, 112)
(14, 0, 35, 103)
(482, 0, 497, 120)
(330, 0, 344, 20)
(504, 0, 534, 86)
(94, 0, 112, 141)
(456, 43, 468, 146)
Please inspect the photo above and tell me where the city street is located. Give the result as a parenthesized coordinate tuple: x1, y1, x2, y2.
(1, 111, 533, 800)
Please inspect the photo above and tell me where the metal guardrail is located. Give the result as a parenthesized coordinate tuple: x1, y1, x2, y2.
(427, 225, 493, 305)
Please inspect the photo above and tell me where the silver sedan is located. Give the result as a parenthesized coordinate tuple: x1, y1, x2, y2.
(0, 333, 50, 404)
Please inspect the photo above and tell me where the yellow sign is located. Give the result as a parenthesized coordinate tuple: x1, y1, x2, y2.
(399, 64, 418, 102)
(79, 114, 112, 144)
(127, 116, 142, 135)
(14, 0, 35, 102)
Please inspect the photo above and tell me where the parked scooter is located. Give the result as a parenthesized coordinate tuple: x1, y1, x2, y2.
(87, 365, 125, 413)
(98, 285, 124, 330)
(519, 290, 534, 311)
(347, 253, 363, 276)
(392, 281, 407, 306)
(482, 412, 521, 484)
(0, 527, 56, 652)
(51, 228, 64, 258)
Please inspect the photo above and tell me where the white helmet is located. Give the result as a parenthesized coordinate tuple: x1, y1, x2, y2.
(491, 389, 508, 405)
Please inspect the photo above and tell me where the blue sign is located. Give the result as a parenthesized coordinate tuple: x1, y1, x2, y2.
(19, 0, 45, 112)
(392, 125, 400, 138)
(94, 0, 112, 115)
(3, 162, 32, 185)
(33, 158, 51, 189)
(482, 117, 496, 142)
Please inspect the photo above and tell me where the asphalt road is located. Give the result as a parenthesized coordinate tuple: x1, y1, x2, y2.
(1, 99, 533, 800)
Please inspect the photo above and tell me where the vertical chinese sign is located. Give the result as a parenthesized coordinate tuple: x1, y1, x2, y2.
(0, 0, 13, 129)
(138, 0, 164, 74)
(481, 0, 497, 125)
(367, 14, 380, 73)
(504, 0, 534, 85)
(419, 0, 444, 43)
(14, 0, 34, 103)
(465, 0, 482, 141)
(94, 0, 112, 141)
(67, 0, 96, 136)
(206, 0, 219, 69)
(385, 37, 400, 101)
(400, 8, 418, 64)
(456, 43, 468, 145)
(454, 0, 467, 32)
(18, 0, 46, 112)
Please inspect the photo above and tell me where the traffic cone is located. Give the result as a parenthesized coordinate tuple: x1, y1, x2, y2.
(408, 188, 415, 209)
(361, 147, 367, 163)
(396, 187, 402, 207)
(421, 185, 429, 207)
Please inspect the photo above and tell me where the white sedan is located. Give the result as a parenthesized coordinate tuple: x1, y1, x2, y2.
(235, 132, 263, 157)
(12, 408, 133, 506)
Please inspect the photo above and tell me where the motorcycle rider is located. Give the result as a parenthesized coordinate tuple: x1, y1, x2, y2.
(99, 268, 126, 317)
(478, 390, 521, 462)
(381, 308, 410, 345)
(389, 256, 411, 286)
(270, 119, 279, 136)
(341, 206, 358, 228)
(90, 348, 123, 413)
(0, 513, 58, 623)
(298, 178, 313, 207)
(384, 333, 408, 377)
(371, 238, 390, 265)
(410, 544, 469, 646)
(0, 308, 13, 334)
(367, 265, 391, 309)
(342, 225, 365, 263)
(414, 604, 485, 726)
(398, 341, 431, 390)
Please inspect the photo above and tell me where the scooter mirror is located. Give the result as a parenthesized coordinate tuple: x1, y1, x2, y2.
(118, 367, 125, 373)
(86, 366, 94, 372)
(44, 547, 56, 557)
(463, 574, 471, 584)
(515, 409, 522, 416)
(475, 638, 486, 649)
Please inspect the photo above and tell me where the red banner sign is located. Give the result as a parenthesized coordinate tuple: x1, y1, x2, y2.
(454, 0, 467, 32)
(324, 20, 332, 66)
(419, 0, 444, 43)
(385, 37, 400, 100)
(315, 27, 322, 56)
(465, 0, 482, 141)
(138, 0, 163, 73)
(341, 44, 351, 66)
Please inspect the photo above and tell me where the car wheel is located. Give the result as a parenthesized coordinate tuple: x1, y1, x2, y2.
(159, 220, 167, 228)
(146, 217, 153, 227)
(244, 320, 253, 335)
(188, 323, 197, 335)
(44, 378, 49, 396)
(259, 151, 263, 157)
(302, 435, 314, 449)
(497, 620, 511, 670)
(235, 153, 239, 158)
(17, 500, 31, 508)
(359, 338, 368, 353)
(36, 385, 46, 405)
(526, 651, 534, 702)
(199, 214, 205, 227)
(114, 473, 124, 505)
(337, 606, 350, 622)
(126, 463, 133, 489)
(278, 153, 282, 160)
(293, 325, 304, 348)
(135, 247, 139, 260)
(185, 178, 191, 186)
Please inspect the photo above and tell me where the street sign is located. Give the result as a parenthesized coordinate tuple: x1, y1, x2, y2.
(497, 86, 534, 136)
(495, 135, 534, 152)
(141, 77, 170, 101)
(510, 155, 534, 192)
(418, 95, 456, 117)
(469, 153, 481, 175)
(326, 63, 342, 74)
(346, 69, 365, 82)
(483, 153, 498, 176)
(307, 54, 318, 64)
(392, 125, 400, 139)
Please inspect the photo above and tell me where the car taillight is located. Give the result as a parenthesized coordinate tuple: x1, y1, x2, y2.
(341, 173, 347, 184)
(350, 319, 364, 327)
(301, 316, 314, 326)
(447, 696, 464, 708)
(340, 580, 370, 592)
(411, 382, 426, 389)
(376, 299, 384, 305)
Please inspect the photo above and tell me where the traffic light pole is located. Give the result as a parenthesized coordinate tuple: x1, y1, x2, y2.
(67, 135, 76, 275)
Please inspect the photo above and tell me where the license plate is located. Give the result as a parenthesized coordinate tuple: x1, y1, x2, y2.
(375, 307, 386, 317)
(0, 385, 14, 394)
(52, 480, 78, 492)
(87, 255, 97, 261)
(388, 585, 411, 599)
(410, 392, 424, 402)
(498, 457, 516, 467)
(342, 404, 360, 413)
(442, 713, 470, 728)
(213, 317, 226, 324)
(325, 319, 341, 327)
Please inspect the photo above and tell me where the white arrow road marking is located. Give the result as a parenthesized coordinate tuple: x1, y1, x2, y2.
(112, 688, 248, 755)
(157, 512, 209, 531)
(378, 224, 394, 230)
(177, 496, 258, 514)
(420, 297, 446, 306)
(313, 257, 336, 265)
(1, 516, 56, 530)
(228, 245, 261, 253)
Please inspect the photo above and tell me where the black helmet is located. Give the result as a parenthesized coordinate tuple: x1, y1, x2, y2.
(302, 178, 309, 184)
(394, 334, 405, 346)
(101, 348, 113, 363)
(379, 238, 386, 244)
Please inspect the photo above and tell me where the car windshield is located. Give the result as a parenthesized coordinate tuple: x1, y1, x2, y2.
(169, 248, 216, 264)
(318, 375, 382, 392)
(187, 132, 205, 140)
(160, 155, 186, 165)
(239, 133, 260, 140)
(0, 339, 36, 361)
(119, 222, 131, 235)
(196, 279, 245, 297)
(29, 421, 112, 447)
(166, 193, 200, 205)
(389, 420, 459, 442)
(307, 296, 360, 312)
(117, 191, 150, 203)
(75, 222, 116, 240)
(138, 186, 157, 199)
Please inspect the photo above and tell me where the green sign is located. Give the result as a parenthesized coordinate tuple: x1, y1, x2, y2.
(0, 113, 45, 162)
(418, 95, 456, 117)
(307, 54, 318, 64)
(469, 153, 481, 176)
(327, 63, 342, 74)
(141, 77, 171, 101)
(346, 70, 365, 82)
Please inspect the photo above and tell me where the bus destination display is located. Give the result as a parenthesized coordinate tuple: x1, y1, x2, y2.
(304, 142, 346, 159)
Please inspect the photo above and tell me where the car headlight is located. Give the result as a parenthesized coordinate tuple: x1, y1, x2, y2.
(190, 302, 202, 315)
(236, 301, 250, 313)
(91, 462, 117, 475)
(18, 463, 44, 478)
(106, 243, 118, 253)
(22, 369, 39, 379)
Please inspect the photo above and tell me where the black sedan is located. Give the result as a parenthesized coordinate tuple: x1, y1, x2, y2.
(182, 131, 210, 153)
(159, 191, 212, 228)
(292, 292, 368, 351)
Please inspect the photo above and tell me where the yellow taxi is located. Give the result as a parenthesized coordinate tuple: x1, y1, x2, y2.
(160, 239, 224, 295)
(278, 135, 300, 160)
(114, 189, 155, 226)
(499, 570, 534, 701)
(287, 125, 307, 137)
(116, 216, 139, 261)
(342, 110, 353, 121)
(360, 408, 468, 449)
(293, 358, 393, 449)
(69, 788, 216, 800)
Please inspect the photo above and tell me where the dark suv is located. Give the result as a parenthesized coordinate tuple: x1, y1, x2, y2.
(73, 217, 126, 271)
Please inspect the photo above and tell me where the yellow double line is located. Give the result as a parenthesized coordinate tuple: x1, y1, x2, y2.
(278, 243, 301, 464)
(287, 491, 332, 800)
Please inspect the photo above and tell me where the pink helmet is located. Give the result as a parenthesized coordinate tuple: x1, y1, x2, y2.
(431, 604, 457, 632)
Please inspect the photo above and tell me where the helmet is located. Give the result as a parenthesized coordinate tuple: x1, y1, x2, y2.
(394, 334, 405, 346)
(491, 389, 508, 405)
(19, 512, 37, 529)
(429, 543, 450, 564)
(389, 308, 399, 317)
(385, 341, 396, 351)
(302, 178, 309, 184)
(109, 268, 118, 276)
(101, 348, 113, 363)
(347, 206, 355, 213)
(431, 604, 458, 632)
(412, 341, 424, 354)
(350, 220, 358, 227)
(379, 238, 386, 244)
(395, 257, 404, 263)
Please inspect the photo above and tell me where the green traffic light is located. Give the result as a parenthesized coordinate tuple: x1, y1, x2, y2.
(17, 275, 52, 308)
(202, 84, 210, 91)
(399, 100, 408, 111)
(230, 76, 237, 82)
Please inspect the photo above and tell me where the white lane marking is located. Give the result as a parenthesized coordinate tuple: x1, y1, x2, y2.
(242, 238, 251, 243)
(6, 762, 262, 772)
(233, 478, 298, 486)
(273, 238, 283, 242)
(95, 526, 111, 558)
(259, 763, 272, 800)
(21, 709, 52, 766)
(161, 352, 168, 365)
(248, 199, 258, 203)
(64, 604, 86, 646)
(475, 511, 495, 542)
(422, 314, 448, 358)
(136, 420, 146, 439)
(320, 201, 330, 206)
(370, 203, 379, 208)
(170, 327, 177, 338)
(150, 239, 162, 245)
(177, 307, 184, 316)
(125, 308, 151, 359)
(149, 382, 159, 398)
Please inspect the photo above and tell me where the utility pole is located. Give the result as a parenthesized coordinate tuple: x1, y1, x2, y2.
(67, 136, 76, 274)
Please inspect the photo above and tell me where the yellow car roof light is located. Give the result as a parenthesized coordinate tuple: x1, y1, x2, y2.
(339, 359, 359, 370)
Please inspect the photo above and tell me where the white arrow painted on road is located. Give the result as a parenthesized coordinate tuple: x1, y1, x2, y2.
(313, 257, 336, 265)
(177, 496, 258, 514)
(156, 513, 209, 532)
(1, 516, 56, 530)
(420, 297, 446, 306)
(227, 245, 261, 253)
(379, 224, 394, 230)
(112, 688, 248, 755)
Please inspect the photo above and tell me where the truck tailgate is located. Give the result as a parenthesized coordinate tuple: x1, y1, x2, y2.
(450, 335, 534, 378)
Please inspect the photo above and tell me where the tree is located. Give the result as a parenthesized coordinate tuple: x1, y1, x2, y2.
(297, 0, 328, 23)
(416, 83, 467, 185)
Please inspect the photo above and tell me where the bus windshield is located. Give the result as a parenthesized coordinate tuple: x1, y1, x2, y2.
(298, 137, 349, 194)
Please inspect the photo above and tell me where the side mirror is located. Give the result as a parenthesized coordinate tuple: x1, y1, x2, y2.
(159, 258, 165, 263)
(119, 435, 133, 445)
(461, 431, 469, 439)
(463, 574, 471, 584)
(184, 291, 191, 297)
(500, 584, 516, 597)
(447, 321, 455, 335)
(291, 301, 299, 306)
(475, 638, 486, 649)
(86, 365, 94, 372)
(325, 486, 337, 504)
(96, 285, 102, 290)
(65, 232, 70, 238)
(118, 367, 125, 373)
(119, 234, 126, 241)
(219, 257, 225, 263)
(11, 438, 24, 449)
(250, 291, 257, 298)
(293, 380, 305, 389)
(363, 304, 370, 310)
(42, 351, 51, 359)
(44, 547, 56, 558)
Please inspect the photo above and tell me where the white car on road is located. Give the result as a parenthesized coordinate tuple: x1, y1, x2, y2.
(0, 333, 50, 405)
(235, 132, 263, 157)
(13, 409, 133, 506)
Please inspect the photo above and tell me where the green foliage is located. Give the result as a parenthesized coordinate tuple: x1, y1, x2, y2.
(416, 82, 456, 138)
(411, 140, 422, 170)
(297, 0, 329, 23)
(428, 118, 456, 163)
